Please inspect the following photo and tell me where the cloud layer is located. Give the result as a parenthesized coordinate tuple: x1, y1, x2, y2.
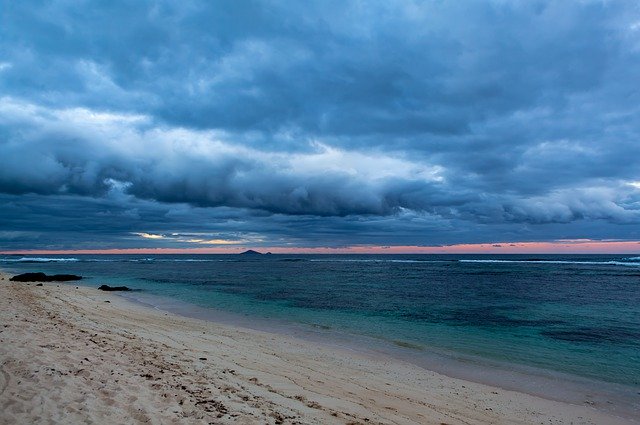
(1, 1, 640, 250)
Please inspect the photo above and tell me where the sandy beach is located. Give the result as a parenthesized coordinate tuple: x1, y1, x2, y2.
(0, 271, 634, 425)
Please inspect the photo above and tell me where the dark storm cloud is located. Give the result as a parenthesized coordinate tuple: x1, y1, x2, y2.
(1, 0, 640, 249)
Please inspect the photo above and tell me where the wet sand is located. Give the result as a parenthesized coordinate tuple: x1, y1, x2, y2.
(0, 272, 634, 424)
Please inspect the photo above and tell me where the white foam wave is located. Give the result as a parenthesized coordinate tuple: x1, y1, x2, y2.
(1, 257, 79, 263)
(459, 259, 640, 267)
(309, 259, 451, 263)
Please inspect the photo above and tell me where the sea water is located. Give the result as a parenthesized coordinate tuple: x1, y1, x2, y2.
(2, 254, 639, 415)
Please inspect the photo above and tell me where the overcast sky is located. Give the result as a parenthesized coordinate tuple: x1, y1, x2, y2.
(1, 1, 640, 252)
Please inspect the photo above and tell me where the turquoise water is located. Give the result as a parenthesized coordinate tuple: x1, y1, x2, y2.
(3, 254, 639, 411)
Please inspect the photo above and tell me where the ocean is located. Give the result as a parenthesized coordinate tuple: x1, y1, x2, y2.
(2, 254, 639, 415)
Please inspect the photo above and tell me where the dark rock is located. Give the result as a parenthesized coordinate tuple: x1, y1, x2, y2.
(36, 283, 43, 287)
(98, 284, 131, 292)
(10, 272, 82, 282)
(239, 249, 262, 255)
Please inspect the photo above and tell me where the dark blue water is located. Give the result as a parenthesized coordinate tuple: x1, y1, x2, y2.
(2, 254, 639, 402)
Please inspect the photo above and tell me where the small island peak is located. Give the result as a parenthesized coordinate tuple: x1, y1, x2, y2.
(239, 249, 263, 255)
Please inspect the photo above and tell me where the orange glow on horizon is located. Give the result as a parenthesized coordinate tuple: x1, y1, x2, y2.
(1, 240, 639, 255)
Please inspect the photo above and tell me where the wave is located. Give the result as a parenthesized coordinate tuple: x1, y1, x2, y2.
(459, 259, 640, 267)
(109, 258, 226, 263)
(0, 257, 233, 263)
(0, 257, 80, 263)
(309, 259, 453, 263)
(3, 256, 638, 267)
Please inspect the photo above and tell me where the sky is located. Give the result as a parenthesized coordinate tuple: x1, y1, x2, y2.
(1, 0, 640, 254)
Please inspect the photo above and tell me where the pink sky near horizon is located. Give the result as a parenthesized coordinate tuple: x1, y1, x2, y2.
(1, 240, 639, 255)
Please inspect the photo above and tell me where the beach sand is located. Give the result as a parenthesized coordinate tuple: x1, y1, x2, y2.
(0, 271, 634, 424)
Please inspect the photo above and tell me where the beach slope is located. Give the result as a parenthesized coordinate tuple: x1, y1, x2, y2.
(0, 275, 632, 424)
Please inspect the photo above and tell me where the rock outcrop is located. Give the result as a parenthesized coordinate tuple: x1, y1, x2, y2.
(97, 285, 131, 291)
(10, 273, 82, 282)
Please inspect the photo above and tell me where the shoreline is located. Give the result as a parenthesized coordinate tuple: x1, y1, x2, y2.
(0, 272, 637, 424)
(121, 287, 639, 416)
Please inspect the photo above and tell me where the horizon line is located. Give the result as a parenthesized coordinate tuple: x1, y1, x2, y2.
(1, 240, 639, 255)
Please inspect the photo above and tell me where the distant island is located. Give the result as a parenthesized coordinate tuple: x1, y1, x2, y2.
(239, 249, 263, 255)
(239, 250, 272, 255)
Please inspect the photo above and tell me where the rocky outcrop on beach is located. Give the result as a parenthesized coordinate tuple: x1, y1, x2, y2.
(10, 272, 82, 282)
(97, 285, 131, 291)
